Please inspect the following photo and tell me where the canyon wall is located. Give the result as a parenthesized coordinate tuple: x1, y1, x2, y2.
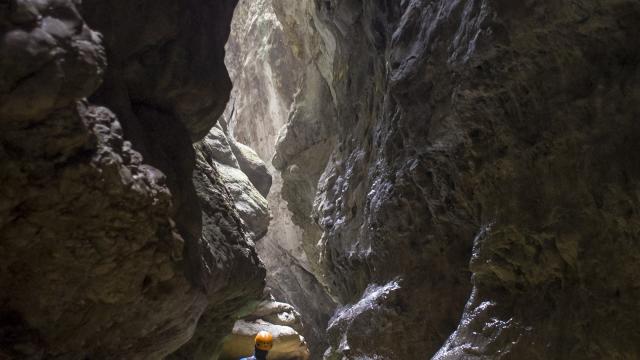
(224, 0, 337, 357)
(269, 0, 640, 359)
(3, 0, 639, 359)
(0, 0, 265, 358)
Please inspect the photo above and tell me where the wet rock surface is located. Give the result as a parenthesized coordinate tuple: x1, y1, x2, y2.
(270, 0, 640, 359)
(1, 0, 265, 358)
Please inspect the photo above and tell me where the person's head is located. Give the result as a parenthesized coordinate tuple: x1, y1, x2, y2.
(255, 331, 273, 352)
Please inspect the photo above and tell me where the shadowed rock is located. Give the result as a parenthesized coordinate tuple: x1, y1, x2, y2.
(220, 300, 310, 360)
(1, 0, 265, 358)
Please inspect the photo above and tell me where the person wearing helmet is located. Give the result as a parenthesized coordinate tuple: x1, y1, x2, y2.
(240, 331, 273, 360)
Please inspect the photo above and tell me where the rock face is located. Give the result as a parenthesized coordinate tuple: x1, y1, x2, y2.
(269, 0, 640, 359)
(224, 0, 337, 357)
(233, 141, 273, 199)
(197, 121, 271, 242)
(0, 0, 265, 358)
(167, 125, 267, 360)
(193, 117, 309, 360)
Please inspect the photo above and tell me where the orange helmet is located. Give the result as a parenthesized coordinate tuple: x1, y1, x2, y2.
(255, 331, 273, 351)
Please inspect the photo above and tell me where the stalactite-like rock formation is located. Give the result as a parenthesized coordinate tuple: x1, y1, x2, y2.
(0, 0, 265, 358)
(269, 0, 640, 359)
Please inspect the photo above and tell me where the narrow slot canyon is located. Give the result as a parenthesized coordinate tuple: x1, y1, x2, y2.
(215, 1, 337, 358)
(1, 0, 640, 360)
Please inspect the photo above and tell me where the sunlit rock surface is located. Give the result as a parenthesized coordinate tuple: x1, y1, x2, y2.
(233, 141, 273, 198)
(271, 0, 640, 359)
(1, 0, 266, 358)
(198, 120, 271, 243)
(186, 115, 312, 360)
(168, 126, 267, 360)
(224, 0, 337, 357)
(220, 300, 310, 360)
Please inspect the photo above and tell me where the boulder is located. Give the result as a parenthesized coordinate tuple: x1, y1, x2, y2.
(232, 141, 273, 198)
(220, 300, 310, 360)
(198, 123, 271, 242)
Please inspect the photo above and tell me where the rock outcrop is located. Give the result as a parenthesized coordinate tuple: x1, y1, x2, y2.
(167, 125, 267, 360)
(197, 121, 271, 242)
(193, 116, 310, 360)
(4, 0, 640, 359)
(232, 141, 273, 199)
(0, 0, 265, 358)
(269, 0, 640, 359)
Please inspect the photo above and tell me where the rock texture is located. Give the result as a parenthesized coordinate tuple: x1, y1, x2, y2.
(220, 300, 310, 360)
(224, 0, 337, 357)
(197, 121, 271, 242)
(191, 120, 310, 360)
(4, 0, 640, 359)
(0, 0, 265, 358)
(269, 0, 640, 359)
(167, 126, 267, 360)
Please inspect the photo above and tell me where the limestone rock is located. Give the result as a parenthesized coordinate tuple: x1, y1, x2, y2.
(324, 280, 401, 360)
(251, 301, 304, 330)
(1, 0, 266, 358)
(198, 123, 271, 242)
(271, 0, 640, 358)
(168, 146, 265, 360)
(217, 163, 270, 242)
(0, 0, 104, 121)
(220, 300, 310, 360)
(82, 0, 238, 140)
(224, 0, 338, 357)
(200, 126, 241, 169)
